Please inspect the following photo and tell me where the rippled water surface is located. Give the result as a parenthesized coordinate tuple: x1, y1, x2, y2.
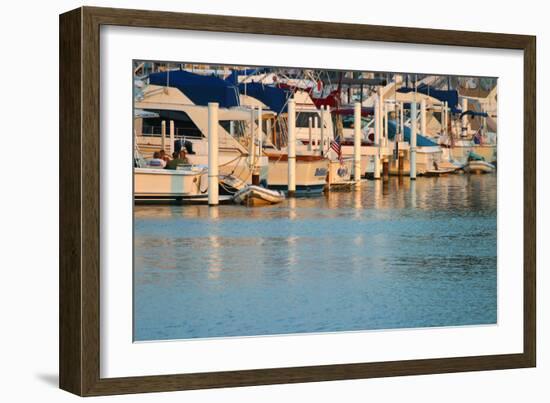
(134, 175, 497, 341)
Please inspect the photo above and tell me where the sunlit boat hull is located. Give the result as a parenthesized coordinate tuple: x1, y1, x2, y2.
(265, 153, 328, 196)
(328, 158, 353, 186)
(232, 185, 285, 206)
(134, 167, 206, 200)
(464, 160, 496, 174)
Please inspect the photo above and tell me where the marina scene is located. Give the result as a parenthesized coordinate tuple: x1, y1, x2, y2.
(133, 62, 497, 341)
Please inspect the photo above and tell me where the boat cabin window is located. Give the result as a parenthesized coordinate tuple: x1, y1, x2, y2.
(295, 111, 323, 128)
(141, 109, 203, 138)
(219, 120, 246, 137)
(341, 116, 369, 129)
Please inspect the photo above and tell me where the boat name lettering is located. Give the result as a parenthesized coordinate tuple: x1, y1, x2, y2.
(315, 168, 328, 177)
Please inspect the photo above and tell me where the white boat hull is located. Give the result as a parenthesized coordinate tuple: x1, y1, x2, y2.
(266, 153, 328, 195)
(464, 160, 495, 174)
(134, 167, 207, 199)
(386, 147, 444, 176)
(328, 158, 353, 186)
(232, 185, 285, 206)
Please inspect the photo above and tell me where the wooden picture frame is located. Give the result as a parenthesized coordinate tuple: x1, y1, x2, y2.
(59, 6, 536, 396)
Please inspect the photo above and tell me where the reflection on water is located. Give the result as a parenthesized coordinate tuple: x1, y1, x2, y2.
(134, 175, 497, 341)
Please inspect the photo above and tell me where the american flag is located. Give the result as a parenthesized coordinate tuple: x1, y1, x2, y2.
(331, 139, 343, 162)
(473, 128, 483, 145)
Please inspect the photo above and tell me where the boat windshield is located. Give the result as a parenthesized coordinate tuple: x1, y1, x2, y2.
(141, 109, 203, 138)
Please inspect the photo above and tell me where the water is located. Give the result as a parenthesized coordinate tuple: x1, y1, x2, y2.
(134, 174, 497, 341)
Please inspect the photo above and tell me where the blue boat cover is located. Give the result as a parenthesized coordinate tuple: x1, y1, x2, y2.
(149, 70, 240, 108)
(387, 120, 439, 147)
(238, 83, 291, 114)
(397, 85, 461, 113)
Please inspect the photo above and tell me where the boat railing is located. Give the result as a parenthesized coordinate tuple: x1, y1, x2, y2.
(141, 126, 201, 137)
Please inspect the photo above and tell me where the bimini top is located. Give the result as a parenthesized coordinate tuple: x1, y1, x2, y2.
(237, 83, 290, 114)
(148, 70, 240, 108)
(397, 85, 461, 113)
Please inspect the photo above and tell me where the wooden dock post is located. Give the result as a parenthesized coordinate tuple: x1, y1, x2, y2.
(396, 102, 402, 176)
(443, 101, 448, 137)
(249, 107, 256, 167)
(252, 106, 262, 185)
(308, 116, 313, 151)
(161, 120, 166, 152)
(410, 102, 417, 180)
(208, 102, 219, 205)
(383, 101, 388, 147)
(320, 106, 325, 156)
(374, 95, 381, 179)
(420, 99, 427, 136)
(354, 102, 362, 184)
(400, 102, 405, 141)
(258, 105, 263, 159)
(169, 120, 175, 154)
(288, 99, 296, 197)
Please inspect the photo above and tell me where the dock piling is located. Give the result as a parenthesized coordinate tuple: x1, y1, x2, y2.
(288, 99, 296, 197)
(252, 106, 262, 185)
(308, 116, 313, 151)
(258, 106, 263, 158)
(320, 106, 325, 156)
(420, 99, 427, 136)
(374, 95, 381, 179)
(410, 102, 417, 180)
(208, 102, 219, 205)
(161, 120, 166, 152)
(399, 102, 405, 142)
(443, 101, 448, 137)
(249, 107, 256, 167)
(169, 120, 175, 154)
(321, 105, 331, 155)
(382, 102, 390, 147)
(354, 102, 362, 184)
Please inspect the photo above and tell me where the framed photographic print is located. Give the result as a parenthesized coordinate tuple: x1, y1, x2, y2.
(59, 6, 536, 396)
